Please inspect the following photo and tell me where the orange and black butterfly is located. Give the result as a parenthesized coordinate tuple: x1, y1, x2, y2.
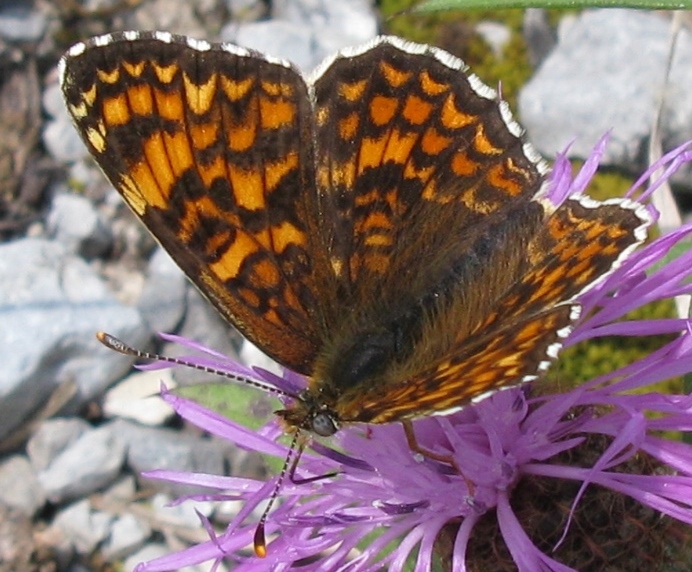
(60, 31, 650, 551)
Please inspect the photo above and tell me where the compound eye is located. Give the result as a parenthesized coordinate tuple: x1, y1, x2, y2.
(311, 412, 338, 437)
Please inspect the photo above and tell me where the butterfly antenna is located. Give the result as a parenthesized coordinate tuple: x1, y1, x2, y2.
(96, 332, 292, 398)
(253, 428, 305, 557)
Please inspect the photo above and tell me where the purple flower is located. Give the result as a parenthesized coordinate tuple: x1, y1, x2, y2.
(134, 138, 692, 571)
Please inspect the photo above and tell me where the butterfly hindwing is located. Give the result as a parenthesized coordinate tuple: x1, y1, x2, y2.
(333, 196, 650, 423)
(341, 304, 577, 423)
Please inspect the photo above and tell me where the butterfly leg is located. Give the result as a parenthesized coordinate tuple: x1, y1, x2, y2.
(402, 420, 475, 495)
(288, 438, 339, 485)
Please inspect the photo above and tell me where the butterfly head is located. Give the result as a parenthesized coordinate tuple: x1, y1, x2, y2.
(276, 389, 341, 437)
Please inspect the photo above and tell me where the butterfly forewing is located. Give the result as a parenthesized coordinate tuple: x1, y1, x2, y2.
(311, 39, 545, 297)
(307, 39, 564, 395)
(61, 33, 324, 373)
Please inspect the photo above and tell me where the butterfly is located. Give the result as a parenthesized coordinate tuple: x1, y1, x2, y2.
(60, 31, 650, 554)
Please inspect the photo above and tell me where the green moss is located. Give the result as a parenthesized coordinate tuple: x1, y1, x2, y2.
(65, 177, 87, 194)
(578, 167, 635, 201)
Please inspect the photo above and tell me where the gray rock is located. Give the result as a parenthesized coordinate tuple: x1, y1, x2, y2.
(101, 512, 152, 561)
(223, 0, 377, 72)
(213, 498, 243, 525)
(80, 0, 124, 13)
(138, 247, 187, 335)
(102, 368, 176, 426)
(42, 81, 64, 118)
(66, 159, 100, 192)
(37, 424, 126, 503)
(0, 455, 46, 516)
(519, 10, 692, 171)
(102, 474, 137, 500)
(47, 190, 113, 258)
(43, 114, 88, 164)
(223, 20, 315, 71)
(0, 3, 48, 42)
(53, 499, 113, 555)
(0, 238, 150, 441)
(0, 505, 36, 570)
(239, 339, 283, 376)
(123, 0, 208, 38)
(523, 8, 556, 68)
(113, 419, 228, 495)
(274, 0, 377, 62)
(27, 417, 91, 472)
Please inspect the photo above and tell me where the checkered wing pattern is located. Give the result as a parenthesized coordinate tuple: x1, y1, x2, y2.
(61, 32, 323, 373)
(311, 40, 543, 304)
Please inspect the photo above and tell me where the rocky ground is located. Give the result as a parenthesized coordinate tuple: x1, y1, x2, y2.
(1, 1, 691, 571)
